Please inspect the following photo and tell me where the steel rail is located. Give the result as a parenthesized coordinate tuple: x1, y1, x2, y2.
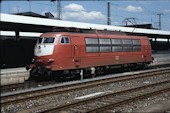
(1, 63, 170, 93)
(1, 67, 170, 107)
(41, 80, 170, 113)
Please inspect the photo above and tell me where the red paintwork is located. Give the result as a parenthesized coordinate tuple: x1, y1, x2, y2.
(34, 32, 152, 71)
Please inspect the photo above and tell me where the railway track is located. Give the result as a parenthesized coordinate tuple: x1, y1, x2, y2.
(2, 63, 170, 94)
(1, 67, 170, 113)
(41, 79, 170, 113)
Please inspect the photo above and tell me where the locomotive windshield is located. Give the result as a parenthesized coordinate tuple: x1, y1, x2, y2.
(44, 38, 55, 43)
(37, 37, 55, 44)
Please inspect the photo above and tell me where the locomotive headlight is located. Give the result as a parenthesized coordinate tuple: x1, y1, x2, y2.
(48, 59, 54, 64)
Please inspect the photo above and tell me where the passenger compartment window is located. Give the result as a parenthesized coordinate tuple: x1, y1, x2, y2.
(112, 46, 122, 52)
(85, 37, 141, 53)
(133, 39, 141, 46)
(86, 46, 99, 52)
(60, 36, 70, 44)
(122, 39, 132, 45)
(112, 39, 122, 52)
(100, 46, 111, 52)
(99, 38, 111, 52)
(122, 39, 133, 52)
(86, 38, 99, 45)
(99, 38, 111, 45)
(85, 38, 99, 53)
(132, 39, 141, 52)
(111, 39, 122, 45)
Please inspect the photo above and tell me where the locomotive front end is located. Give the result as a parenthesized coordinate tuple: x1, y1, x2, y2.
(27, 33, 57, 80)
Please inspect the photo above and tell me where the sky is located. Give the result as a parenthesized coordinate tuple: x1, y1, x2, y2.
(1, 0, 170, 31)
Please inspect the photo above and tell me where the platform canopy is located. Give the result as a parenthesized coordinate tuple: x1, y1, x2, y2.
(0, 13, 170, 38)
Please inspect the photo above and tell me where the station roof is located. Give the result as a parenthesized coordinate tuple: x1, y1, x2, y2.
(0, 13, 170, 38)
(124, 24, 155, 29)
(14, 11, 48, 18)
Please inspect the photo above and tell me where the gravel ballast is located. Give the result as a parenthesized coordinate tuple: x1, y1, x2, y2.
(1, 73, 170, 113)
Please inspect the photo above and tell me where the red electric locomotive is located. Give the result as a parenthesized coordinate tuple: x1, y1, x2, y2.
(27, 30, 152, 80)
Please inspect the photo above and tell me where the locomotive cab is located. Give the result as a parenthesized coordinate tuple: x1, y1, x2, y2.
(28, 33, 59, 80)
(34, 37, 56, 65)
(28, 33, 72, 80)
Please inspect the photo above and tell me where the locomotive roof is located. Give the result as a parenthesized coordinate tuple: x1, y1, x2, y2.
(53, 27, 132, 35)
(41, 31, 148, 39)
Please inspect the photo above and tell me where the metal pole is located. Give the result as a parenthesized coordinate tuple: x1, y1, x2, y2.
(0, 0, 2, 68)
(126, 21, 128, 26)
(57, 0, 61, 20)
(51, 0, 62, 20)
(168, 38, 170, 50)
(157, 13, 163, 30)
(29, 1, 31, 12)
(107, 1, 111, 25)
(0, 0, 1, 11)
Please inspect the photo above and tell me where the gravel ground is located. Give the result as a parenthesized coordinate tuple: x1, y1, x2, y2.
(1, 73, 170, 113)
(104, 91, 170, 113)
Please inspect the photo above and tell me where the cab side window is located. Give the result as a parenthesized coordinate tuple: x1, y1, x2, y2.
(60, 36, 70, 44)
